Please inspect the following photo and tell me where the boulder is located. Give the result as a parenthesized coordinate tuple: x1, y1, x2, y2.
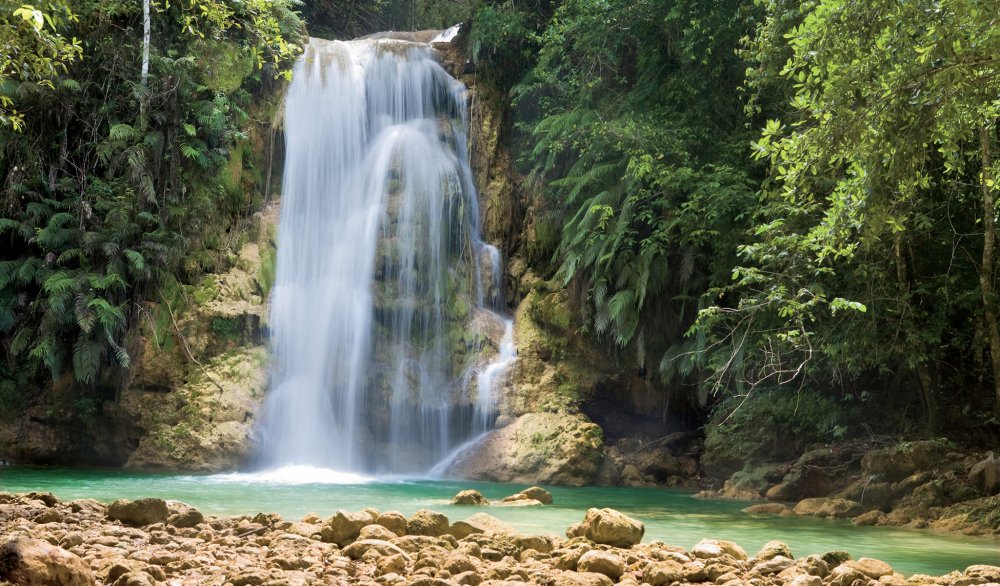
(827, 565, 866, 586)
(766, 449, 848, 502)
(965, 565, 1000, 581)
(375, 511, 408, 536)
(851, 510, 886, 526)
(521, 486, 554, 504)
(576, 550, 624, 579)
(967, 453, 1000, 495)
(551, 570, 614, 586)
(447, 412, 604, 486)
(452, 490, 489, 505)
(792, 498, 863, 518)
(573, 508, 644, 547)
(754, 541, 793, 561)
(112, 572, 156, 586)
(342, 539, 409, 560)
(321, 510, 375, 546)
(359, 524, 399, 541)
(407, 509, 449, 537)
(861, 441, 951, 482)
(0, 537, 96, 585)
(448, 513, 516, 539)
(753, 556, 795, 575)
(166, 500, 204, 528)
(107, 498, 169, 526)
(743, 503, 790, 515)
(644, 560, 684, 586)
(845, 558, 892, 579)
(691, 539, 748, 561)
(821, 551, 852, 566)
(496, 494, 544, 507)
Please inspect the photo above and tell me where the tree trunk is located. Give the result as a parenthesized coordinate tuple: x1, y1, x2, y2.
(140, 0, 150, 119)
(981, 125, 1000, 416)
(893, 232, 939, 433)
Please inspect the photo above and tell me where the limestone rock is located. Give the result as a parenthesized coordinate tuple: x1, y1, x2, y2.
(754, 540, 793, 561)
(166, 500, 204, 528)
(968, 454, 1000, 495)
(112, 571, 156, 586)
(792, 497, 863, 518)
(644, 560, 684, 586)
(321, 510, 375, 546)
(965, 565, 1000, 581)
(0, 537, 96, 586)
(496, 493, 544, 507)
(359, 524, 399, 541)
(447, 412, 604, 486)
(453, 490, 489, 505)
(827, 565, 866, 586)
(448, 513, 515, 539)
(342, 539, 409, 560)
(552, 570, 614, 586)
(753, 555, 794, 575)
(573, 508, 644, 547)
(576, 550, 624, 579)
(519, 486, 553, 504)
(743, 503, 791, 516)
(691, 539, 748, 561)
(107, 498, 169, 526)
(852, 510, 886, 526)
(788, 575, 822, 586)
(407, 509, 449, 537)
(845, 558, 893, 579)
(861, 440, 951, 482)
(376, 511, 408, 536)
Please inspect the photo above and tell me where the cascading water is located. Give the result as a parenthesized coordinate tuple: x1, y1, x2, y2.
(257, 36, 514, 476)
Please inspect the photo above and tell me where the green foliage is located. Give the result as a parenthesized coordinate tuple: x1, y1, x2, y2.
(503, 0, 760, 382)
(301, 0, 471, 40)
(703, 388, 854, 470)
(0, 0, 302, 399)
(0, 0, 82, 129)
(696, 0, 1000, 426)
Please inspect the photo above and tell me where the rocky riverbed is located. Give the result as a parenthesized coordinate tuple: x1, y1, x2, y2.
(2, 491, 999, 586)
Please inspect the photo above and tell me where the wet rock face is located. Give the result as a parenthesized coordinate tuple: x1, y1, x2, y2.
(447, 412, 604, 486)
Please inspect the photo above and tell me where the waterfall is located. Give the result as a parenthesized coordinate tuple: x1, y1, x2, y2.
(256, 37, 513, 476)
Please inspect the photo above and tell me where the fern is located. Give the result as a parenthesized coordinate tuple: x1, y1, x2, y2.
(72, 335, 103, 385)
(108, 123, 139, 143)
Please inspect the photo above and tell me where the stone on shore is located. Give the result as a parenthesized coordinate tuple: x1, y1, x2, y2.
(691, 538, 748, 560)
(106, 498, 169, 526)
(754, 540, 793, 561)
(407, 509, 450, 537)
(572, 508, 644, 547)
(321, 509, 375, 546)
(453, 490, 489, 505)
(576, 550, 624, 579)
(0, 537, 96, 586)
(845, 557, 893, 579)
(166, 500, 204, 528)
(448, 513, 516, 539)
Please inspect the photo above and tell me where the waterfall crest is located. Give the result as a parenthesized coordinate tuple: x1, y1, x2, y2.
(257, 37, 513, 475)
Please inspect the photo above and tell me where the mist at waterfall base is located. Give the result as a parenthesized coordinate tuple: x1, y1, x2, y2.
(252, 36, 513, 479)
